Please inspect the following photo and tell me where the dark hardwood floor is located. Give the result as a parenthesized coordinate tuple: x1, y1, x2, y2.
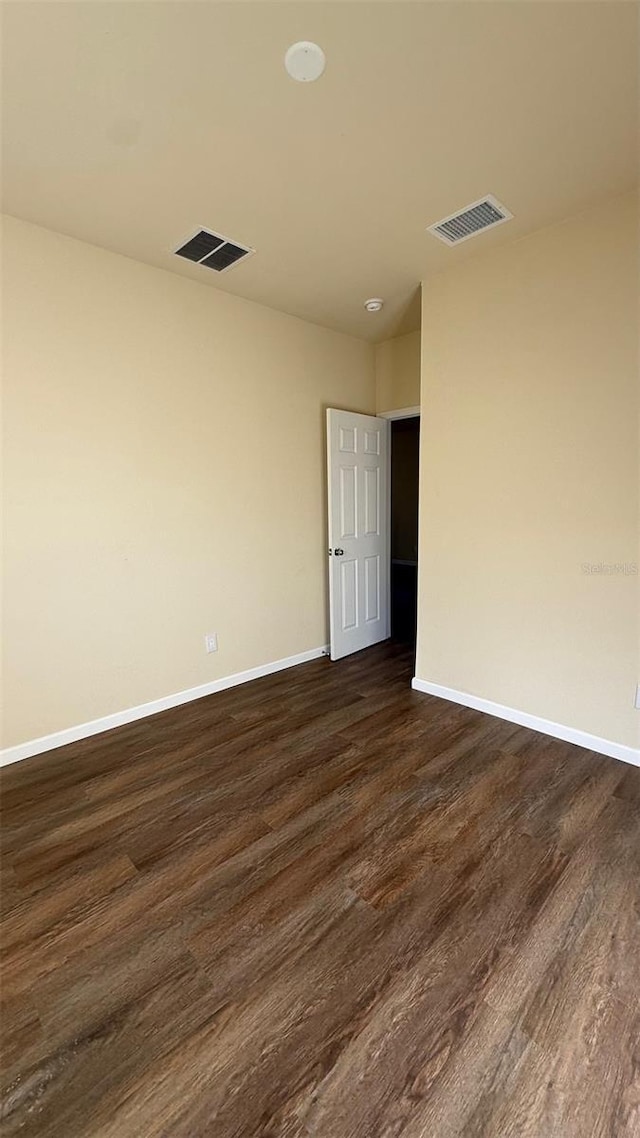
(1, 642, 639, 1137)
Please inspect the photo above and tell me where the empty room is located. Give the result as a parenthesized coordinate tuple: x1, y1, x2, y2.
(1, 2, 639, 1136)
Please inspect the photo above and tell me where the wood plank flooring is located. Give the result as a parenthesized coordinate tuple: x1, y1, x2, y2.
(1, 642, 639, 1137)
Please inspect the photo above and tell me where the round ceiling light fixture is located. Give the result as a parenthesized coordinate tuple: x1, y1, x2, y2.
(284, 41, 326, 82)
(364, 298, 384, 313)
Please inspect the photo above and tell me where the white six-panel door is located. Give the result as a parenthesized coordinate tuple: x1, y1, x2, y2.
(327, 409, 390, 661)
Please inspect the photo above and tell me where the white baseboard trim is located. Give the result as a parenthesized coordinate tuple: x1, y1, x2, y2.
(1, 646, 330, 768)
(411, 677, 640, 768)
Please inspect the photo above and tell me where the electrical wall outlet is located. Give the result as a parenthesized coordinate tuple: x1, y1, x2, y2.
(205, 632, 218, 654)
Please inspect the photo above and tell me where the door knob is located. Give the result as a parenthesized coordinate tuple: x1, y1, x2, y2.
(334, 548, 344, 556)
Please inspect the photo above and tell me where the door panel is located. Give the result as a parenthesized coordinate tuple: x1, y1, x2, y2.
(364, 467, 380, 536)
(364, 429, 380, 455)
(327, 409, 390, 661)
(339, 465, 357, 538)
(341, 558, 358, 631)
(364, 554, 381, 623)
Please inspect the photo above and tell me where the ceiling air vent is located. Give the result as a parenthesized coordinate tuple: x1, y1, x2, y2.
(174, 228, 254, 272)
(427, 195, 513, 246)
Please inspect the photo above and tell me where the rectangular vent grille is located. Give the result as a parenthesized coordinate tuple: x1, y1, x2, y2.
(427, 195, 513, 246)
(174, 228, 254, 272)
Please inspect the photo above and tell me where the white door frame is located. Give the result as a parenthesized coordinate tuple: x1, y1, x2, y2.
(378, 406, 421, 421)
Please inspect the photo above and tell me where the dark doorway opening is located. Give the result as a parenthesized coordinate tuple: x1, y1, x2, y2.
(390, 416, 420, 646)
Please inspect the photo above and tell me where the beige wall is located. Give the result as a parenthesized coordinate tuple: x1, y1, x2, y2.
(1, 216, 375, 748)
(375, 330, 421, 414)
(416, 191, 639, 749)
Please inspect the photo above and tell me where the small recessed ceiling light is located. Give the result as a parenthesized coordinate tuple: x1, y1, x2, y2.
(285, 41, 326, 82)
(364, 298, 384, 313)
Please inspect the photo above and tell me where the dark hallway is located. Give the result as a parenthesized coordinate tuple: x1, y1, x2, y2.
(390, 416, 420, 646)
